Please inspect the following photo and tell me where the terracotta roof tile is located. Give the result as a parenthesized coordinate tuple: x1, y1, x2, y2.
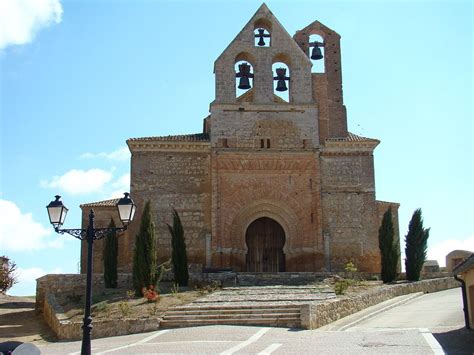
(80, 198, 120, 208)
(326, 132, 379, 142)
(128, 133, 210, 142)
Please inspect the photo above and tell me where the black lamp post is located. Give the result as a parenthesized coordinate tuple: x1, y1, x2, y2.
(46, 193, 136, 355)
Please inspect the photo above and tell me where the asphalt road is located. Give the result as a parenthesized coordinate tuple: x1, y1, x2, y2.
(34, 287, 472, 354)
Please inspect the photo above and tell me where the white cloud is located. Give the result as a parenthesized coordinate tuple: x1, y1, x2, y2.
(17, 266, 62, 283)
(8, 266, 63, 296)
(427, 235, 474, 267)
(110, 173, 131, 198)
(41, 168, 113, 195)
(0, 0, 63, 50)
(0, 199, 63, 251)
(80, 147, 130, 162)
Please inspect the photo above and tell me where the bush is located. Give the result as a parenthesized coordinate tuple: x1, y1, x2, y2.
(334, 280, 350, 295)
(0, 256, 18, 294)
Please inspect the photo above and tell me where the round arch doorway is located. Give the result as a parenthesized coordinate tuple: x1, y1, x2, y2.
(245, 217, 286, 272)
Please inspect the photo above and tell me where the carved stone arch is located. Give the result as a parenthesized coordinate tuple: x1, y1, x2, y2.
(229, 199, 302, 255)
(253, 18, 272, 32)
(253, 18, 272, 47)
(235, 51, 256, 65)
(272, 52, 292, 102)
(272, 52, 292, 67)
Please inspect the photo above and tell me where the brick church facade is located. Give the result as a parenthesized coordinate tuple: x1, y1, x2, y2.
(81, 4, 399, 274)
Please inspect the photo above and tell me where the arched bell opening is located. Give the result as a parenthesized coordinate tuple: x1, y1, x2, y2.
(253, 18, 272, 47)
(272, 61, 290, 103)
(235, 53, 255, 99)
(245, 217, 286, 272)
(309, 34, 325, 73)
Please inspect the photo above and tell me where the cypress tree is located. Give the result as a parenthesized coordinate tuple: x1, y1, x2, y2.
(103, 218, 118, 288)
(405, 208, 430, 281)
(132, 201, 158, 296)
(378, 207, 400, 283)
(167, 209, 189, 287)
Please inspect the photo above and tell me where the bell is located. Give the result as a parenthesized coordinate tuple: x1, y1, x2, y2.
(238, 76, 251, 90)
(257, 29, 266, 46)
(275, 80, 287, 92)
(236, 63, 253, 90)
(311, 46, 323, 60)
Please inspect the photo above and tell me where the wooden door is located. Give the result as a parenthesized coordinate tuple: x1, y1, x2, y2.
(245, 217, 285, 272)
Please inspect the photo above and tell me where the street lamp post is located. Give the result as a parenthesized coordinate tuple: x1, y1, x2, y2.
(46, 193, 136, 355)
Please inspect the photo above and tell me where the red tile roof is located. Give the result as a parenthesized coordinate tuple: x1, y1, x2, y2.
(326, 132, 379, 142)
(128, 133, 210, 142)
(80, 198, 120, 208)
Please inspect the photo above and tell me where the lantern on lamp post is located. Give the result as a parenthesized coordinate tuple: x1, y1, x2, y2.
(46, 193, 136, 355)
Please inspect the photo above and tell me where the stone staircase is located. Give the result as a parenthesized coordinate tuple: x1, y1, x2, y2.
(160, 304, 302, 328)
(160, 285, 336, 329)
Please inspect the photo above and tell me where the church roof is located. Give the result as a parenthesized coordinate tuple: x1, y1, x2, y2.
(326, 132, 379, 143)
(128, 133, 210, 142)
(80, 198, 120, 208)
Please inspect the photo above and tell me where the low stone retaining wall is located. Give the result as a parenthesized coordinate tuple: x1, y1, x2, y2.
(37, 273, 459, 338)
(36, 273, 132, 313)
(300, 277, 460, 329)
(42, 291, 160, 340)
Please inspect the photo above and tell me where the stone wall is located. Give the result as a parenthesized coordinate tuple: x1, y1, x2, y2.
(128, 145, 212, 270)
(300, 277, 460, 329)
(212, 151, 324, 271)
(42, 292, 160, 340)
(79, 207, 129, 274)
(320, 151, 380, 272)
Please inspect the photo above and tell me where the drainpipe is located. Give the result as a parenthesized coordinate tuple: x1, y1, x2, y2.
(454, 274, 470, 330)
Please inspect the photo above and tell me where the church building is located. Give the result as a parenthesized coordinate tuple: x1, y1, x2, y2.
(81, 4, 399, 274)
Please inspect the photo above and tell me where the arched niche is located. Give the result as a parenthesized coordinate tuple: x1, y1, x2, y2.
(234, 52, 256, 100)
(253, 18, 272, 47)
(272, 53, 291, 103)
(309, 34, 325, 73)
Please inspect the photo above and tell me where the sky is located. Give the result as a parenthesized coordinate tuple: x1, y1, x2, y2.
(0, 0, 472, 296)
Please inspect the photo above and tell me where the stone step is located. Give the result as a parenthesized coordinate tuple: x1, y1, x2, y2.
(165, 308, 300, 316)
(163, 312, 301, 321)
(160, 317, 301, 329)
(169, 304, 302, 313)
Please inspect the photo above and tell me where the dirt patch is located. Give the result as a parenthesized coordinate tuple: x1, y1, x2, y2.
(57, 282, 216, 323)
(0, 294, 56, 344)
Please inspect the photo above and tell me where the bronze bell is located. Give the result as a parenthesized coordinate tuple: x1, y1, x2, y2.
(311, 46, 323, 60)
(275, 80, 287, 92)
(274, 67, 289, 92)
(236, 62, 253, 90)
(238, 76, 251, 90)
(257, 29, 266, 46)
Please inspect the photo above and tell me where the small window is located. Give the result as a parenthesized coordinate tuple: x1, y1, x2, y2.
(267, 139, 271, 148)
(260, 139, 265, 148)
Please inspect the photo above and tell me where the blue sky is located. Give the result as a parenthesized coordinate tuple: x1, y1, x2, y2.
(0, 0, 472, 296)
